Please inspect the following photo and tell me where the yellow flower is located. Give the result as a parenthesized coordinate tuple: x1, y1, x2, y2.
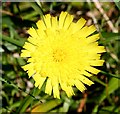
(21, 12, 106, 99)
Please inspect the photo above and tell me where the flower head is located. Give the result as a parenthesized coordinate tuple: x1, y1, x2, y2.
(21, 12, 106, 99)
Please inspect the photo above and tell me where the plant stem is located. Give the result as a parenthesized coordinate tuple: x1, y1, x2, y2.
(101, 70, 120, 79)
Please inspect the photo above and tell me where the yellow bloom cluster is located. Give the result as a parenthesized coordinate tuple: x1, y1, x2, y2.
(21, 12, 106, 99)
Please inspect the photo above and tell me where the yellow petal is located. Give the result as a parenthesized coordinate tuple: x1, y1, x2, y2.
(74, 26, 88, 37)
(97, 46, 106, 53)
(81, 70, 92, 77)
(21, 50, 30, 57)
(45, 79, 52, 95)
(86, 66, 100, 74)
(74, 17, 86, 31)
(63, 14, 74, 30)
(27, 70, 35, 78)
(65, 86, 74, 97)
(69, 17, 86, 34)
(75, 80, 86, 92)
(27, 36, 38, 45)
(89, 60, 105, 66)
(86, 25, 96, 37)
(51, 16, 58, 29)
(23, 42, 35, 51)
(27, 27, 38, 38)
(53, 84, 60, 99)
(87, 45, 106, 54)
(60, 83, 74, 97)
(87, 34, 100, 43)
(59, 12, 67, 29)
(76, 25, 96, 38)
(44, 14, 51, 28)
(22, 63, 34, 71)
(36, 20, 46, 30)
(33, 73, 46, 88)
(79, 75, 94, 86)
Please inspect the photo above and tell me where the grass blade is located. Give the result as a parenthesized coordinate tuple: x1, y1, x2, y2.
(92, 77, 119, 112)
(1, 34, 24, 47)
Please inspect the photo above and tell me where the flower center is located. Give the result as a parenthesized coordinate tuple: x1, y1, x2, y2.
(53, 49, 65, 62)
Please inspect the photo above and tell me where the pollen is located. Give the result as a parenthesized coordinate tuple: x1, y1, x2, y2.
(53, 49, 66, 62)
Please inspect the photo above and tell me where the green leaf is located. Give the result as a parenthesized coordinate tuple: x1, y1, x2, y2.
(90, 76, 106, 87)
(23, 11, 38, 20)
(92, 77, 119, 112)
(100, 32, 120, 45)
(4, 42, 17, 51)
(101, 71, 120, 80)
(17, 87, 41, 112)
(29, 2, 44, 21)
(71, 2, 84, 8)
(2, 16, 14, 27)
(31, 99, 62, 112)
(100, 106, 119, 113)
(1, 77, 42, 113)
(113, 0, 120, 10)
(1, 34, 25, 47)
(35, 0, 42, 7)
(9, 101, 21, 111)
(16, 57, 26, 66)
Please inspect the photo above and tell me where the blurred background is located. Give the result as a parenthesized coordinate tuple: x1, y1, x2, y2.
(1, 1, 120, 114)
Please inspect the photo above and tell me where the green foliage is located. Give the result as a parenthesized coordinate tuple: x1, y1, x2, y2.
(114, 0, 120, 10)
(1, 2, 119, 114)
